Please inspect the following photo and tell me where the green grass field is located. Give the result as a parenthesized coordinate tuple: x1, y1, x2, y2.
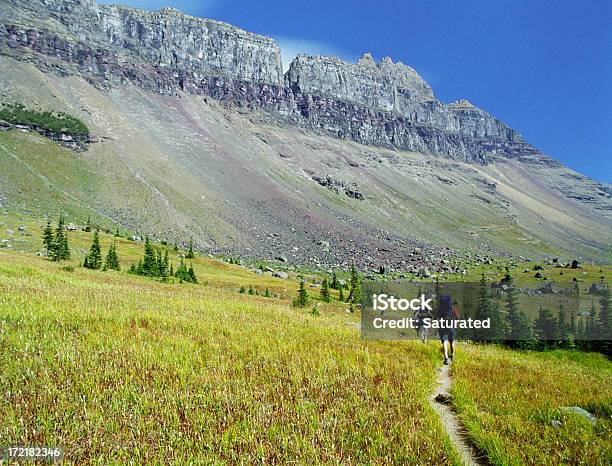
(0, 222, 611, 464)
(452, 346, 611, 465)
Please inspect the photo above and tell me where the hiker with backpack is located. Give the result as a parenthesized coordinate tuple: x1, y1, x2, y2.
(437, 294, 458, 365)
(414, 306, 431, 342)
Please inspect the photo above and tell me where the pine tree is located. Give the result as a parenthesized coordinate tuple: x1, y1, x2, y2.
(175, 257, 187, 282)
(504, 274, 532, 345)
(161, 250, 169, 279)
(42, 219, 54, 257)
(156, 250, 164, 278)
(239, 286, 246, 294)
(598, 285, 611, 337)
(294, 278, 309, 307)
(339, 286, 345, 302)
(330, 271, 340, 290)
(586, 300, 598, 341)
(248, 285, 255, 295)
(104, 241, 120, 271)
(597, 285, 611, 355)
(534, 306, 558, 349)
(84, 215, 92, 232)
(474, 273, 505, 342)
(114, 227, 120, 238)
(264, 288, 271, 298)
(558, 304, 568, 344)
(347, 262, 361, 307)
(320, 277, 331, 302)
(142, 237, 157, 276)
(188, 264, 198, 284)
(186, 238, 195, 259)
(51, 214, 70, 261)
(84, 230, 102, 269)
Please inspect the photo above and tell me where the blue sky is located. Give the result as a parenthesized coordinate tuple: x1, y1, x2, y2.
(100, 0, 611, 182)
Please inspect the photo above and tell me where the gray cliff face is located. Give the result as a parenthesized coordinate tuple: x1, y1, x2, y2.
(1, 0, 537, 162)
(3, 0, 284, 84)
(286, 53, 521, 143)
(285, 53, 434, 112)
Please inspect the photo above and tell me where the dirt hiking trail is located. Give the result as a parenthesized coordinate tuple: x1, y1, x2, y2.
(430, 363, 488, 466)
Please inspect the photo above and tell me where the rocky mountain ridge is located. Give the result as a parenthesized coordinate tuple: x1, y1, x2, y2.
(2, 0, 545, 163)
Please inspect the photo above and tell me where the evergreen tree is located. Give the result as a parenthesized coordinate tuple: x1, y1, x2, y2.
(597, 285, 611, 355)
(186, 239, 195, 259)
(173, 242, 179, 252)
(114, 227, 120, 238)
(294, 278, 309, 307)
(557, 304, 568, 344)
(347, 262, 361, 307)
(534, 306, 558, 349)
(84, 215, 92, 232)
(104, 241, 121, 271)
(330, 271, 340, 290)
(142, 237, 157, 276)
(598, 285, 611, 337)
(504, 274, 532, 346)
(42, 219, 54, 257)
(84, 230, 102, 269)
(585, 300, 598, 341)
(248, 285, 255, 295)
(320, 277, 331, 302)
(161, 250, 169, 278)
(339, 286, 345, 302)
(474, 273, 505, 342)
(188, 264, 198, 284)
(51, 214, 70, 261)
(173, 258, 197, 284)
(264, 288, 271, 298)
(576, 316, 586, 342)
(239, 286, 246, 294)
(155, 250, 164, 278)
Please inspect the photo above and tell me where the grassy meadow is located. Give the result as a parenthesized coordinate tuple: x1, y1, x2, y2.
(0, 249, 459, 464)
(452, 346, 612, 465)
(0, 219, 610, 464)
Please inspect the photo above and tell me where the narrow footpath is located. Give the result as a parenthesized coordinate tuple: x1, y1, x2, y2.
(430, 363, 487, 466)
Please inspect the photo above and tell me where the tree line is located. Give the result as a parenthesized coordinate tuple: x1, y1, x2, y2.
(43, 216, 197, 284)
(292, 264, 361, 310)
(458, 272, 611, 357)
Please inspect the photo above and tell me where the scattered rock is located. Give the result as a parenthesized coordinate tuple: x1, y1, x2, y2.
(273, 271, 289, 279)
(317, 240, 330, 250)
(276, 254, 288, 263)
(536, 281, 556, 294)
(551, 420, 562, 429)
(571, 260, 581, 269)
(560, 406, 596, 425)
(588, 283, 607, 295)
(434, 393, 452, 404)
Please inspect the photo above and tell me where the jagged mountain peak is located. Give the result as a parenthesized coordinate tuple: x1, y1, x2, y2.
(0, 0, 542, 161)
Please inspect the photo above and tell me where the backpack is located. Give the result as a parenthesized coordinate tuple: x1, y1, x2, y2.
(438, 295, 458, 319)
